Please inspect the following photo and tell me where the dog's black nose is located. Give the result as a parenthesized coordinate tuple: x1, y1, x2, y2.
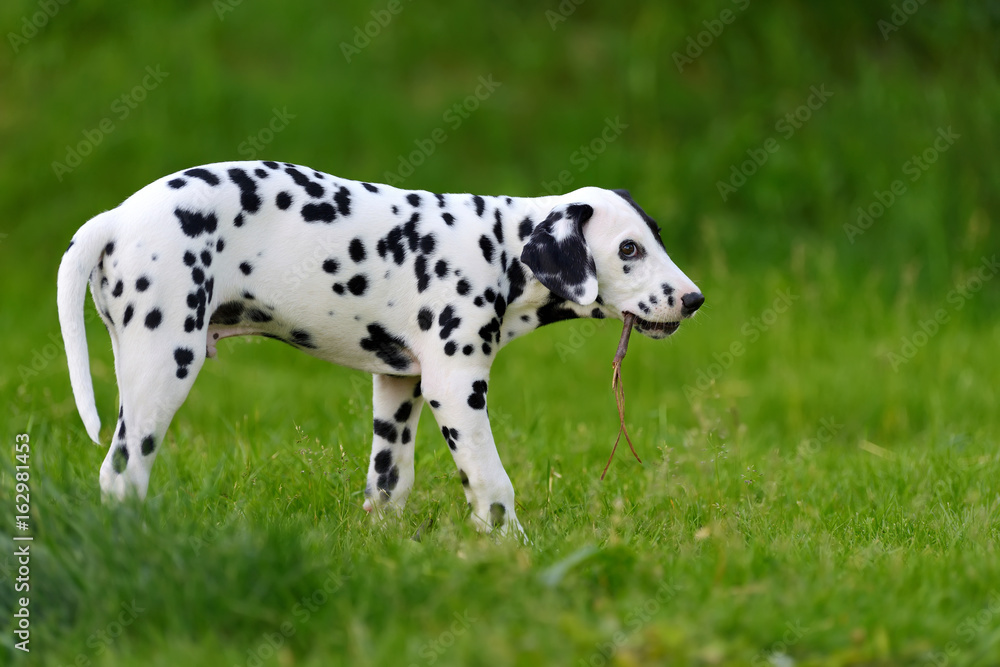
(681, 292, 704, 316)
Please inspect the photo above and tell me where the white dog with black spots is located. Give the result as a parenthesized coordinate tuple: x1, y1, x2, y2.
(57, 161, 704, 539)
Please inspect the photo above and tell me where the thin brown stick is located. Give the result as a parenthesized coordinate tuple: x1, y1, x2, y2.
(602, 312, 641, 480)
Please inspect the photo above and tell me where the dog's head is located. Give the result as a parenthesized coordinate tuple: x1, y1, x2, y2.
(520, 187, 703, 339)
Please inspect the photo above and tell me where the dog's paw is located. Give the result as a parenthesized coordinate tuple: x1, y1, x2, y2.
(362, 492, 406, 523)
(470, 503, 530, 544)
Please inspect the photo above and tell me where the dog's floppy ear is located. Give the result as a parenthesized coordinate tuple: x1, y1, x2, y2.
(520, 202, 598, 305)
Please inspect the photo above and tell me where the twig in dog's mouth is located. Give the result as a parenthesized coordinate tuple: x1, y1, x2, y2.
(602, 312, 642, 480)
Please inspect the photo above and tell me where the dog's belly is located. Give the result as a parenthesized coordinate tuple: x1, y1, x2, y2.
(206, 293, 422, 376)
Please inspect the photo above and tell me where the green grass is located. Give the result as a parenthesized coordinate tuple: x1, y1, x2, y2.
(2, 1, 1000, 665)
(4, 268, 999, 666)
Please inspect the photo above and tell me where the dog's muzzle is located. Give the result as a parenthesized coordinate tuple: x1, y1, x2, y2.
(628, 314, 680, 339)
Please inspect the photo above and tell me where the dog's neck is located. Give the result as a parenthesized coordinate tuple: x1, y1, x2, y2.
(484, 194, 613, 345)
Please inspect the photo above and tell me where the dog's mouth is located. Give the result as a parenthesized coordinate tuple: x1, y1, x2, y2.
(626, 313, 680, 339)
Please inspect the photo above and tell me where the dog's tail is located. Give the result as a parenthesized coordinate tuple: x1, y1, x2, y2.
(57, 210, 117, 443)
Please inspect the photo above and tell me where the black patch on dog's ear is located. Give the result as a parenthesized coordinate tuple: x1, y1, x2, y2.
(613, 189, 665, 249)
(520, 203, 598, 305)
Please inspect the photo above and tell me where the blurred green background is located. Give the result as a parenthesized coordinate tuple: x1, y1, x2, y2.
(2, 1, 999, 665)
(3, 0, 999, 299)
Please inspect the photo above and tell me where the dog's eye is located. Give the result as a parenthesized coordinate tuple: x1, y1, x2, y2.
(619, 241, 638, 259)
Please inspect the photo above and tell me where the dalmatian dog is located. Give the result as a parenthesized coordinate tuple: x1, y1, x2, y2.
(57, 161, 704, 538)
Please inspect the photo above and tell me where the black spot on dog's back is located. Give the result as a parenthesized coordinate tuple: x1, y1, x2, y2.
(347, 274, 368, 296)
(420, 234, 436, 255)
(228, 168, 262, 213)
(479, 236, 494, 264)
(417, 308, 434, 331)
(414, 256, 430, 293)
(144, 308, 162, 330)
(184, 168, 221, 186)
(349, 238, 366, 263)
(335, 186, 352, 216)
(175, 208, 218, 238)
(301, 202, 337, 223)
(285, 166, 324, 198)
(493, 209, 504, 244)
(438, 306, 461, 340)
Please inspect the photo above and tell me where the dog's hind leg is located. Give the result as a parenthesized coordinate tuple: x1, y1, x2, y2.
(99, 329, 207, 501)
(363, 374, 424, 516)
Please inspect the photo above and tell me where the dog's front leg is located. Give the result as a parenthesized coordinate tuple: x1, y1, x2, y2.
(363, 374, 424, 516)
(421, 364, 526, 540)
